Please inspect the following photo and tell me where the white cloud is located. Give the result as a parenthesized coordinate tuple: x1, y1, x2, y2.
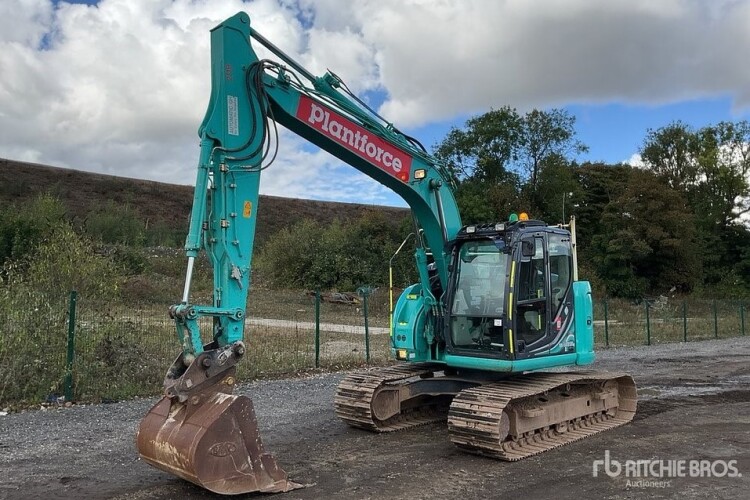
(625, 153, 645, 168)
(302, 27, 378, 93)
(0, 0, 53, 46)
(301, 0, 750, 126)
(2, 0, 750, 205)
(256, 128, 393, 204)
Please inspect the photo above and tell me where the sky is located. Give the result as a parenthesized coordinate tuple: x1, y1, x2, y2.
(1, 0, 749, 208)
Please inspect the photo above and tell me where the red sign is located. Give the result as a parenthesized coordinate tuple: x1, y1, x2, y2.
(296, 95, 412, 181)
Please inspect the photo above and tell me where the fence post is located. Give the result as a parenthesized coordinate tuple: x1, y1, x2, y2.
(603, 300, 609, 347)
(682, 300, 688, 342)
(363, 292, 370, 363)
(740, 303, 745, 337)
(645, 300, 651, 346)
(713, 299, 718, 339)
(314, 291, 320, 368)
(64, 290, 78, 402)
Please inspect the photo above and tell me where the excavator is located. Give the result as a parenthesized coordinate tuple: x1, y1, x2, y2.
(136, 12, 637, 495)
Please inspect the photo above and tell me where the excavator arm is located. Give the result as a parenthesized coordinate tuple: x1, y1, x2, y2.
(137, 12, 460, 495)
(173, 12, 460, 362)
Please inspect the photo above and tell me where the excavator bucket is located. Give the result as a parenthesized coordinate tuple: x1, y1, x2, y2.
(137, 390, 300, 495)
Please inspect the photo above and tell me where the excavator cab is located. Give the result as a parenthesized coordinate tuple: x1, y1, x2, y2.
(448, 237, 510, 351)
(445, 219, 576, 359)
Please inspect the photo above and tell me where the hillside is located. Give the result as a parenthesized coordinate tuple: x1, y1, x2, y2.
(0, 159, 409, 246)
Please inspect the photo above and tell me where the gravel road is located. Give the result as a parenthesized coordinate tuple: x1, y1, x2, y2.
(1, 337, 749, 499)
(246, 317, 389, 335)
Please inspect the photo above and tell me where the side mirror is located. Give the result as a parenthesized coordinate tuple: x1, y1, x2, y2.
(521, 240, 535, 257)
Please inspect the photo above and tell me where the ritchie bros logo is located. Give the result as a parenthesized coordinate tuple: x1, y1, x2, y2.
(593, 450, 741, 489)
(296, 95, 412, 181)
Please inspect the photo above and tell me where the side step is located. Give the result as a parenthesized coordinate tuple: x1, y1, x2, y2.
(447, 371, 637, 460)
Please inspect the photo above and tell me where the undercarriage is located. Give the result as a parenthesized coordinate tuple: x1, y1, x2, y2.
(335, 364, 637, 459)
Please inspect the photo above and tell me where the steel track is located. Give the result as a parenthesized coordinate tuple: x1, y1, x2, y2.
(447, 371, 637, 460)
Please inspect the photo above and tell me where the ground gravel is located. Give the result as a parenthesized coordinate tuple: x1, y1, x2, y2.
(1, 337, 749, 499)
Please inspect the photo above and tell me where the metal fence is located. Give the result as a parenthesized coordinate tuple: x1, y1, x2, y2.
(0, 288, 388, 407)
(594, 297, 747, 347)
(0, 291, 746, 407)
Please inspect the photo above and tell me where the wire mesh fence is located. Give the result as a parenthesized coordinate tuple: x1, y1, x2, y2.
(0, 290, 747, 407)
(593, 297, 747, 347)
(0, 289, 71, 406)
(0, 288, 390, 407)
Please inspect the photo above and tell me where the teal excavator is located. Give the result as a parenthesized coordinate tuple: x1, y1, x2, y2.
(136, 12, 637, 495)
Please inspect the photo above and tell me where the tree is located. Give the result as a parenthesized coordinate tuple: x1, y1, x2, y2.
(434, 107, 586, 218)
(570, 162, 631, 250)
(592, 169, 700, 298)
(434, 107, 523, 184)
(519, 109, 587, 194)
(641, 120, 750, 290)
(640, 121, 700, 191)
(640, 120, 750, 229)
(454, 177, 522, 224)
(692, 121, 750, 229)
(530, 154, 579, 224)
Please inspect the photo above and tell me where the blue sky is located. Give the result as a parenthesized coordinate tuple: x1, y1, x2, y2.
(3, 0, 750, 208)
(352, 96, 750, 206)
(410, 97, 747, 166)
(569, 97, 750, 165)
(409, 94, 750, 162)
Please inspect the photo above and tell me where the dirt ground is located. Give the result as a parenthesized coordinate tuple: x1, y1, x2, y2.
(2, 337, 749, 500)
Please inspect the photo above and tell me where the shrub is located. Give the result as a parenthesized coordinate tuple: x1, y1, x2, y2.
(109, 245, 149, 276)
(145, 221, 186, 247)
(6, 223, 121, 299)
(256, 213, 418, 291)
(0, 194, 67, 265)
(85, 201, 145, 246)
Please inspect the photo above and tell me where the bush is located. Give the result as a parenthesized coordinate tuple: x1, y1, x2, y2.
(0, 194, 67, 265)
(85, 201, 145, 246)
(108, 245, 149, 276)
(5, 223, 121, 299)
(256, 213, 417, 291)
(256, 219, 321, 288)
(145, 221, 186, 247)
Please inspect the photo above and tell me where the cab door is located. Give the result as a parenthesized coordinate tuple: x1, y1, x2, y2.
(511, 233, 551, 358)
